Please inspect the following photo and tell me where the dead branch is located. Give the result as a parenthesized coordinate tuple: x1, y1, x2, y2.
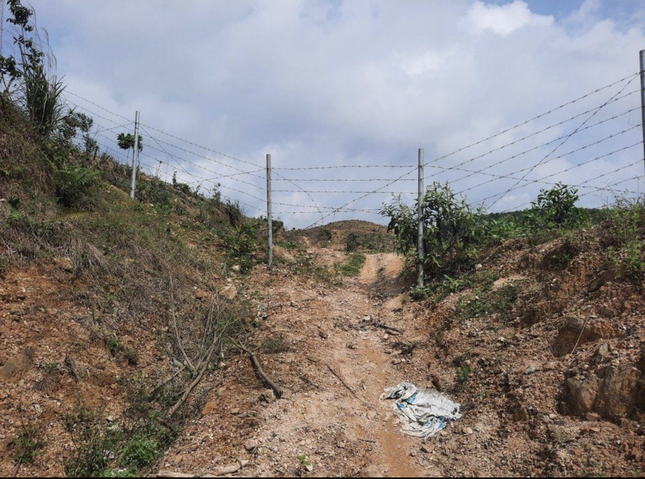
(168, 337, 218, 417)
(239, 345, 283, 399)
(150, 365, 187, 398)
(169, 276, 195, 370)
(327, 364, 358, 398)
(370, 321, 403, 335)
(299, 375, 320, 389)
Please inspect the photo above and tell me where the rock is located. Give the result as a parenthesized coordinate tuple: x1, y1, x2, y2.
(565, 376, 599, 415)
(244, 439, 258, 452)
(594, 366, 641, 419)
(513, 406, 530, 422)
(54, 256, 74, 272)
(524, 365, 539, 375)
(584, 412, 601, 422)
(202, 401, 217, 415)
(463, 427, 474, 436)
(305, 464, 313, 472)
(194, 289, 208, 300)
(595, 343, 610, 360)
(220, 284, 238, 300)
(318, 330, 329, 339)
(232, 265, 241, 272)
(259, 389, 276, 404)
(211, 463, 241, 476)
(553, 317, 622, 357)
(420, 445, 431, 453)
(544, 362, 559, 371)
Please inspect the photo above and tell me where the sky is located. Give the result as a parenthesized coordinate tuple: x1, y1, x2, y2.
(4, 0, 645, 228)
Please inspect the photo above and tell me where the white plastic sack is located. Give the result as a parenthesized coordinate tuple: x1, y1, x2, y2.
(381, 382, 462, 438)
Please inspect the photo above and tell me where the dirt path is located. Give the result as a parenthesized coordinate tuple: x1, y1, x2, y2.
(158, 249, 439, 477)
(243, 251, 433, 477)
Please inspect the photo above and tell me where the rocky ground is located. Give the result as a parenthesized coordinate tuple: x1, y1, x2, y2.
(154, 234, 645, 477)
(2, 227, 644, 477)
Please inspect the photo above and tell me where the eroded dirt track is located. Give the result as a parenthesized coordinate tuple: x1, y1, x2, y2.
(246, 253, 428, 477)
(160, 250, 436, 477)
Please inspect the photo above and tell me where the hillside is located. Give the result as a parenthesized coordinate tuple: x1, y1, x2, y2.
(0, 103, 271, 477)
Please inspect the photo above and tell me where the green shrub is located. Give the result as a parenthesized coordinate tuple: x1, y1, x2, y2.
(119, 436, 159, 470)
(54, 166, 101, 209)
(317, 228, 332, 241)
(345, 232, 359, 252)
(9, 426, 45, 466)
(220, 222, 261, 273)
(526, 183, 581, 230)
(456, 365, 471, 384)
(381, 182, 489, 280)
(609, 240, 645, 283)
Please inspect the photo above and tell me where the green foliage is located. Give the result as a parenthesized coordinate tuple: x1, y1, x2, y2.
(601, 199, 645, 283)
(64, 407, 175, 478)
(116, 132, 143, 152)
(103, 334, 139, 366)
(541, 237, 580, 271)
(345, 232, 359, 252)
(297, 454, 311, 467)
(64, 409, 120, 477)
(455, 283, 520, 323)
(290, 250, 338, 285)
(53, 165, 101, 209)
(456, 365, 472, 384)
(526, 183, 581, 230)
(336, 253, 366, 277)
(119, 436, 158, 470)
(9, 426, 45, 466)
(317, 228, 333, 241)
(382, 182, 489, 280)
(220, 222, 261, 273)
(0, 1, 67, 136)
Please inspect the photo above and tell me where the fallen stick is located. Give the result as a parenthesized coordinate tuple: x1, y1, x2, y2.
(299, 375, 320, 389)
(326, 365, 358, 398)
(169, 276, 195, 371)
(240, 346, 284, 399)
(371, 321, 403, 335)
(168, 338, 218, 417)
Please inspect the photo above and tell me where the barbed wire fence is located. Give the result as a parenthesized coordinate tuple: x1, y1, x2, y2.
(62, 56, 645, 278)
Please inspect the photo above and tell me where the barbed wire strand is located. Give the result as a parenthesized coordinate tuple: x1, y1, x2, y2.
(486, 74, 640, 208)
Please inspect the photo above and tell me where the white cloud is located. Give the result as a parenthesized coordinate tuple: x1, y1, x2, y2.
(19, 0, 645, 227)
(466, 1, 553, 36)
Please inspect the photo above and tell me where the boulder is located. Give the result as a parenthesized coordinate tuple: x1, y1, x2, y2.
(594, 366, 641, 419)
(565, 376, 599, 414)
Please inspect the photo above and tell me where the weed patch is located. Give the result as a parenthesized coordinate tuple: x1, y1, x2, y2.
(336, 253, 366, 277)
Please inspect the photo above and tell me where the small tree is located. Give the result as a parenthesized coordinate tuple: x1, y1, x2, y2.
(527, 182, 579, 228)
(1, 0, 66, 135)
(382, 182, 488, 280)
(117, 132, 143, 166)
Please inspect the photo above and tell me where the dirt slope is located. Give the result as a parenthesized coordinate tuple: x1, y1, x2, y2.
(157, 232, 645, 478)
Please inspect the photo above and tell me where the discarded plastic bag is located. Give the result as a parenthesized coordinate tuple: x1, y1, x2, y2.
(381, 382, 462, 438)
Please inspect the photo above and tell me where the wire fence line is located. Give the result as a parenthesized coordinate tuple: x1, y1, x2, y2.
(65, 68, 644, 233)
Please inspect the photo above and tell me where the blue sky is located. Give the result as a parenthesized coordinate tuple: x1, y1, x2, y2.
(4, 0, 645, 227)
